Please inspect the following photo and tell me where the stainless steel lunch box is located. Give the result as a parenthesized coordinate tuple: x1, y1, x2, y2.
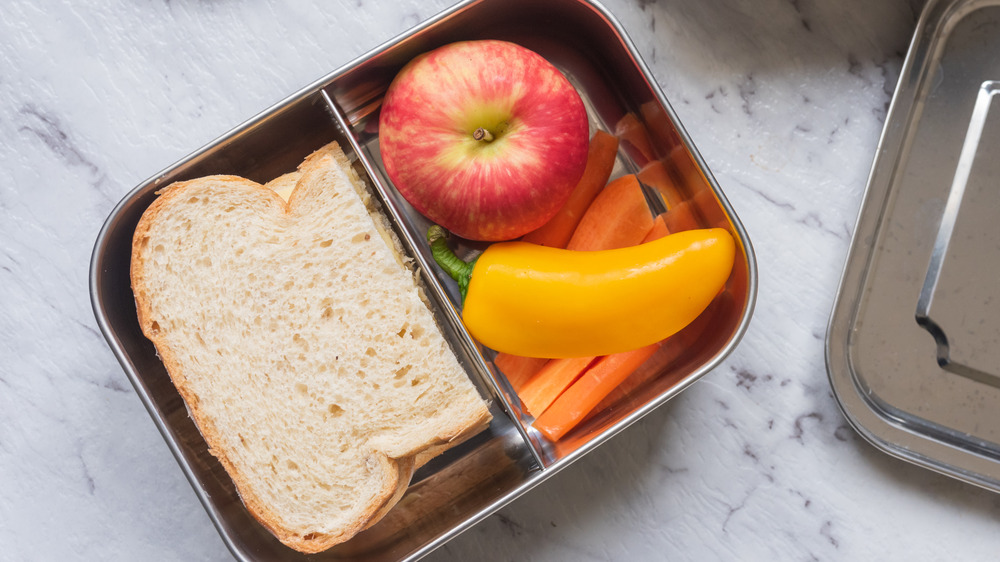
(827, 0, 1000, 493)
(90, 0, 756, 559)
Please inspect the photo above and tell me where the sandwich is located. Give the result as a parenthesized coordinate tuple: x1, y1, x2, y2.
(130, 141, 492, 553)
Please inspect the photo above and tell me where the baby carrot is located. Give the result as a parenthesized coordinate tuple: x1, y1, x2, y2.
(522, 130, 619, 248)
(637, 159, 684, 210)
(641, 214, 670, 243)
(494, 353, 549, 391)
(614, 112, 655, 166)
(566, 174, 654, 251)
(662, 200, 701, 233)
(518, 355, 598, 417)
(533, 342, 662, 441)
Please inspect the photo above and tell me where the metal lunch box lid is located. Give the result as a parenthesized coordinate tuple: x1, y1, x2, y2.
(827, 0, 1000, 491)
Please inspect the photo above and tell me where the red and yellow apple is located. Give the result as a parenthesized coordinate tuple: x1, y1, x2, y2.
(378, 40, 590, 241)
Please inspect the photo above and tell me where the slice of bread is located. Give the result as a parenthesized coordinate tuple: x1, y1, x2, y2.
(130, 142, 492, 553)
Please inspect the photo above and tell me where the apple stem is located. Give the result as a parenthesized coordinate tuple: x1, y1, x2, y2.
(472, 127, 494, 142)
(427, 225, 477, 303)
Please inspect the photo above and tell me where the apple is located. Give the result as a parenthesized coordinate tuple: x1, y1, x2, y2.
(378, 40, 590, 241)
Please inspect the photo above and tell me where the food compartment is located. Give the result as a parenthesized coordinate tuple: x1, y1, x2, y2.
(92, 88, 538, 562)
(326, 0, 754, 466)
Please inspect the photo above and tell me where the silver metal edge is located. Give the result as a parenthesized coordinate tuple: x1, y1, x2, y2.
(824, 0, 1000, 493)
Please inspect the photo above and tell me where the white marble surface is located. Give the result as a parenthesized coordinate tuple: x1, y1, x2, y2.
(3, 0, 1000, 560)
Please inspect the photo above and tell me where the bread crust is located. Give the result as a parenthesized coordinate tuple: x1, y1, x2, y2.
(130, 144, 490, 553)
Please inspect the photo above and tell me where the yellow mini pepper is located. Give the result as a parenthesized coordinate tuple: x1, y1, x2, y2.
(428, 225, 735, 358)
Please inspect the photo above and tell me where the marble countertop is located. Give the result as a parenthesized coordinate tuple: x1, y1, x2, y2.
(3, 0, 999, 559)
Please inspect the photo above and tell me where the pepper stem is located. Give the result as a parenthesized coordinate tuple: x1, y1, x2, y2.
(427, 225, 476, 303)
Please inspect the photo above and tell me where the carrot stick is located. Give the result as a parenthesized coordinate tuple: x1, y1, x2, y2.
(662, 200, 701, 233)
(494, 353, 549, 391)
(534, 342, 662, 441)
(637, 159, 684, 210)
(614, 112, 655, 166)
(518, 356, 598, 417)
(641, 214, 670, 243)
(522, 131, 619, 248)
(566, 174, 654, 251)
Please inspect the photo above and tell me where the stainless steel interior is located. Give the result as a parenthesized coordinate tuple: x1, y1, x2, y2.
(90, 0, 756, 560)
(827, 0, 1000, 493)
